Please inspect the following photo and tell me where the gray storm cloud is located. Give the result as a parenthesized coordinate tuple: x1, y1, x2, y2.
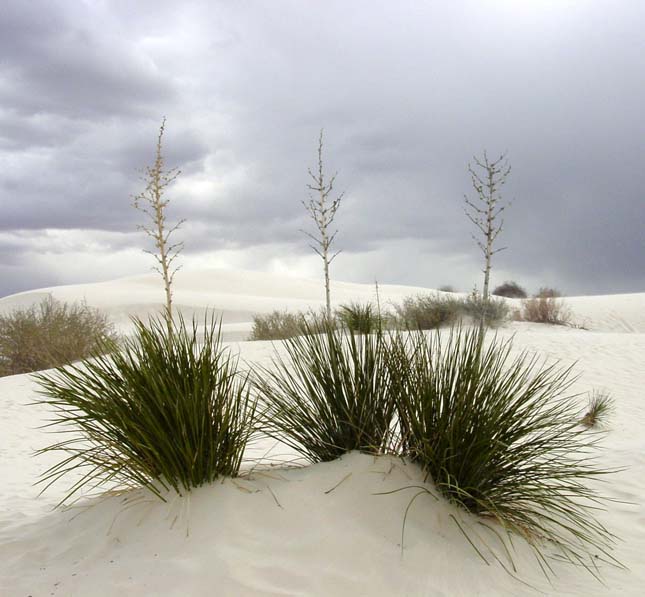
(1, 0, 644, 297)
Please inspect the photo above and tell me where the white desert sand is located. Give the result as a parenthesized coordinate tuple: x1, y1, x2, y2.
(1, 269, 644, 596)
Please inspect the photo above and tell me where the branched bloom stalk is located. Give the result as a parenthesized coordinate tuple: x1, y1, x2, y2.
(133, 118, 185, 340)
(301, 130, 344, 320)
(464, 151, 511, 339)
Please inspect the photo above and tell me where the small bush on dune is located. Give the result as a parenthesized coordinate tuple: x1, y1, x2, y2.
(336, 302, 383, 334)
(394, 293, 508, 330)
(521, 290, 571, 325)
(0, 296, 118, 377)
(461, 291, 509, 326)
(389, 327, 618, 577)
(492, 280, 527, 299)
(394, 294, 462, 330)
(536, 287, 562, 298)
(581, 390, 614, 428)
(35, 316, 256, 503)
(438, 285, 456, 293)
(249, 308, 336, 341)
(249, 310, 308, 341)
(254, 322, 395, 463)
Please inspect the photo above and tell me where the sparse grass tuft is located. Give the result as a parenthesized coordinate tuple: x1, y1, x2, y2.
(388, 327, 619, 578)
(580, 390, 614, 429)
(337, 302, 382, 334)
(0, 296, 118, 377)
(254, 322, 395, 463)
(34, 316, 256, 503)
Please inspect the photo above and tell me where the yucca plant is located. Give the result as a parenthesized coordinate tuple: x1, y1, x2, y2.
(388, 327, 618, 578)
(35, 315, 256, 503)
(337, 302, 381, 334)
(254, 322, 395, 463)
(580, 390, 614, 429)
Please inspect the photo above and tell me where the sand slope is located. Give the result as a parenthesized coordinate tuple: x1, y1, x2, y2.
(3, 268, 645, 335)
(1, 270, 644, 595)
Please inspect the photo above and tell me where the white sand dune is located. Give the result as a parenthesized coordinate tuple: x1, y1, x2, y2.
(3, 268, 644, 336)
(1, 269, 644, 595)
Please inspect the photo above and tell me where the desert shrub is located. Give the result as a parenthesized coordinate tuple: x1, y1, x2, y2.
(336, 302, 383, 334)
(492, 280, 527, 299)
(580, 390, 614, 428)
(394, 293, 508, 330)
(438, 285, 456, 293)
(248, 308, 337, 341)
(254, 322, 395, 463)
(0, 296, 118, 377)
(461, 291, 509, 327)
(521, 295, 571, 325)
(35, 316, 256, 503)
(388, 327, 618, 577)
(249, 310, 308, 341)
(394, 294, 462, 330)
(536, 287, 562, 298)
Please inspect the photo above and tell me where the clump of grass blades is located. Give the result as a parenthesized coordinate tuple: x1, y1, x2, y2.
(337, 302, 382, 334)
(581, 390, 614, 429)
(389, 327, 619, 578)
(34, 316, 256, 503)
(254, 321, 395, 463)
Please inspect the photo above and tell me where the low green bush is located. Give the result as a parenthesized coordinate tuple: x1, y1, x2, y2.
(462, 291, 510, 326)
(0, 296, 118, 376)
(254, 322, 395, 463)
(248, 309, 335, 341)
(336, 302, 383, 334)
(249, 310, 306, 341)
(388, 327, 618, 577)
(394, 292, 508, 330)
(394, 294, 462, 329)
(35, 316, 256, 503)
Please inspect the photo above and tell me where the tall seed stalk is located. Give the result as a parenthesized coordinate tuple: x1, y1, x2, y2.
(464, 151, 511, 340)
(133, 118, 185, 339)
(302, 129, 344, 320)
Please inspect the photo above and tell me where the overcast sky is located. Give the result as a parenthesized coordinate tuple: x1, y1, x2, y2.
(1, 0, 644, 298)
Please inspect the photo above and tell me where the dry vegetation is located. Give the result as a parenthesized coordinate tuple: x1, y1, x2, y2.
(0, 296, 117, 377)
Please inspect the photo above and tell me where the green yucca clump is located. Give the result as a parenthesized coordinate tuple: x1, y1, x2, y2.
(254, 323, 395, 463)
(35, 316, 256, 503)
(389, 327, 618, 577)
(581, 390, 614, 429)
(337, 302, 382, 334)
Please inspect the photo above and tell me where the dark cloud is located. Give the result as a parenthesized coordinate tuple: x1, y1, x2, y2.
(1, 0, 644, 298)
